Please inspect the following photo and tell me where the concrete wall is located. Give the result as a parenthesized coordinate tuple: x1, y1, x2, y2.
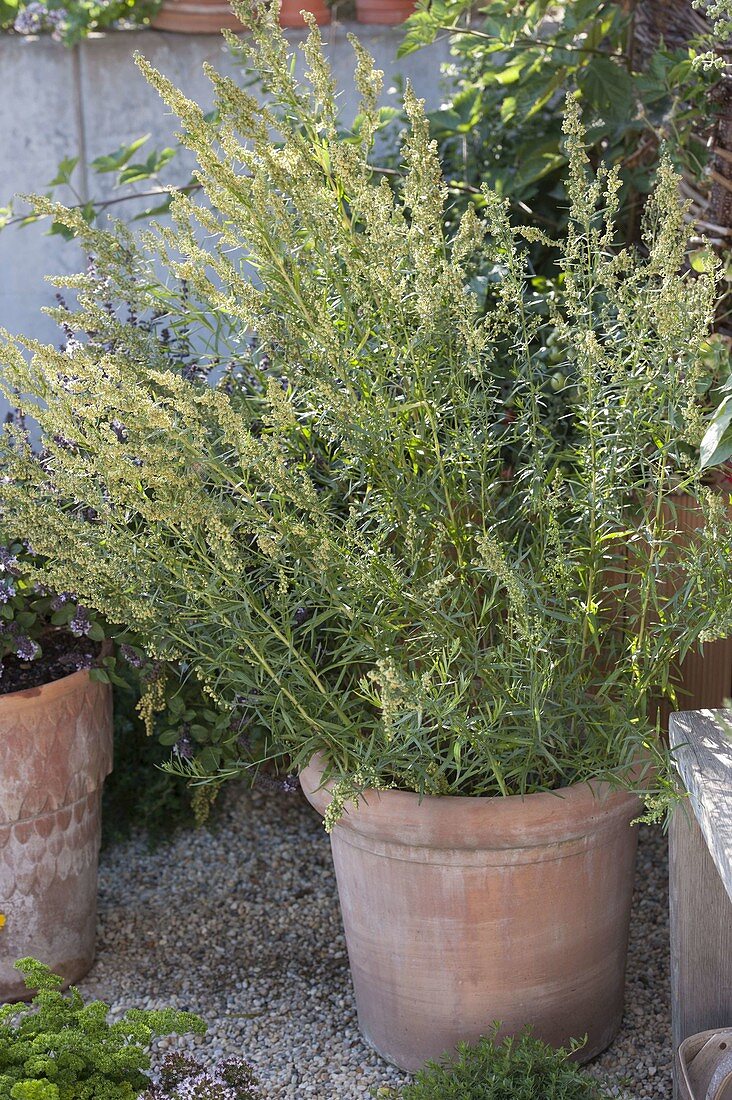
(0, 24, 451, 352)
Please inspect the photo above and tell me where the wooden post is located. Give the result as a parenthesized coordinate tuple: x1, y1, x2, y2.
(669, 711, 732, 1097)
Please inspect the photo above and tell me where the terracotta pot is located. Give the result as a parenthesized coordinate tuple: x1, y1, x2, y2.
(355, 0, 414, 23)
(300, 754, 640, 1073)
(278, 0, 331, 25)
(0, 665, 113, 1002)
(151, 0, 245, 33)
(659, 494, 732, 718)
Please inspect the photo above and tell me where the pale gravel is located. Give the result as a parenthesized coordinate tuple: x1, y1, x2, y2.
(79, 787, 672, 1099)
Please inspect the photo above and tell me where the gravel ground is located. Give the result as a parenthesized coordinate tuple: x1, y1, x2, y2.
(81, 787, 672, 1099)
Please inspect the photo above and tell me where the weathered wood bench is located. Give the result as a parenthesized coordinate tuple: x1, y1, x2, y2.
(670, 710, 732, 1097)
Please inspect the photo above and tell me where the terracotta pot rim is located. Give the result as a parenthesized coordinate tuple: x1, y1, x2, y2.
(300, 751, 641, 848)
(0, 642, 110, 712)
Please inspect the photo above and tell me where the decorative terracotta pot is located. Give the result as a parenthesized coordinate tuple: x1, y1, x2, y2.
(355, 0, 414, 23)
(278, 0, 331, 25)
(151, 0, 245, 33)
(0, 666, 113, 1002)
(301, 754, 640, 1073)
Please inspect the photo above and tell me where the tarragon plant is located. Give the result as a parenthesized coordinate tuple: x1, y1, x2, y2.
(1, 2, 732, 819)
(393, 1026, 612, 1100)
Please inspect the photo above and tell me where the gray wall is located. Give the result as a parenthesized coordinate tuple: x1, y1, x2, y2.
(1, 25, 451, 354)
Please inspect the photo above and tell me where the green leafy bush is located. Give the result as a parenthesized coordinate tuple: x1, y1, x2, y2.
(400, 0, 723, 251)
(2, 5, 732, 821)
(395, 1028, 611, 1100)
(6, 0, 160, 45)
(0, 959, 206, 1100)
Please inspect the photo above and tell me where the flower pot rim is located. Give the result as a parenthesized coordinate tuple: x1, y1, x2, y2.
(0, 663, 94, 711)
(0, 642, 110, 713)
(300, 751, 642, 850)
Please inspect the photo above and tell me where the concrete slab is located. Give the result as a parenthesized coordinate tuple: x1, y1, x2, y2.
(0, 37, 84, 349)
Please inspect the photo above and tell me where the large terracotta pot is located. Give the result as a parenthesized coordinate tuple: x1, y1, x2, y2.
(279, 0, 331, 25)
(355, 0, 415, 23)
(0, 665, 113, 1002)
(301, 754, 640, 1073)
(151, 0, 245, 33)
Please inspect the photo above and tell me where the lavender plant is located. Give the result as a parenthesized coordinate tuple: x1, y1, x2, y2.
(1, 3, 732, 820)
(140, 1053, 261, 1099)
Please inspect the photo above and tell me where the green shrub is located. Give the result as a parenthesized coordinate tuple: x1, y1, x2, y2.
(396, 1028, 611, 1100)
(3, 4, 732, 821)
(0, 959, 205, 1100)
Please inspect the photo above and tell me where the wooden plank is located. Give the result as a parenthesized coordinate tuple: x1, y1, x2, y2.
(670, 803, 732, 1065)
(669, 710, 732, 903)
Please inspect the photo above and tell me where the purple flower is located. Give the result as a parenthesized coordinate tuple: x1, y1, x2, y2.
(0, 548, 19, 575)
(51, 592, 76, 611)
(175, 725, 194, 761)
(69, 606, 92, 637)
(110, 419, 128, 443)
(0, 579, 17, 603)
(15, 636, 40, 662)
(14, 1, 53, 33)
(254, 772, 300, 795)
(119, 643, 144, 668)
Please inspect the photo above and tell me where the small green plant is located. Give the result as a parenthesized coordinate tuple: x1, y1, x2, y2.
(0, 959, 206, 1100)
(396, 1027, 611, 1100)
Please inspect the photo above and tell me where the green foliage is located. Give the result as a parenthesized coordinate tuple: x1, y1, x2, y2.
(1, 136, 189, 238)
(0, 960, 205, 1100)
(2, 7, 732, 822)
(400, 0, 721, 249)
(5, 0, 161, 44)
(0, 0, 18, 30)
(0, 535, 115, 676)
(395, 1027, 611, 1099)
(102, 678, 208, 848)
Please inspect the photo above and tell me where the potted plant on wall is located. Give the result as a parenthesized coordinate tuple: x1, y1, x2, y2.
(1, 7, 731, 1069)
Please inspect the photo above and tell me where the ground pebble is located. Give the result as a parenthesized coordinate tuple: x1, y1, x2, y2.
(80, 789, 672, 1098)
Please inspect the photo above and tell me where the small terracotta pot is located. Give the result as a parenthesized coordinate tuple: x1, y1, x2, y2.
(0, 665, 113, 1002)
(278, 0, 331, 25)
(151, 0, 245, 33)
(355, 0, 414, 22)
(301, 754, 640, 1073)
